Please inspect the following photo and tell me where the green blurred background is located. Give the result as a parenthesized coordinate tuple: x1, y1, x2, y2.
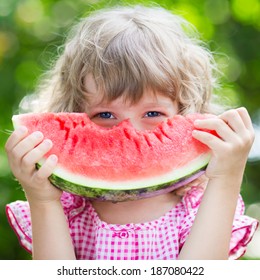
(0, 0, 259, 260)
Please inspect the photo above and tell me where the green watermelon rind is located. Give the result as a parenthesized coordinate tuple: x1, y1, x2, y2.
(37, 153, 210, 201)
(48, 167, 206, 202)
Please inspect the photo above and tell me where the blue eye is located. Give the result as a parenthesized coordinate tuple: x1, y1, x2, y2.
(98, 112, 114, 119)
(145, 111, 161, 117)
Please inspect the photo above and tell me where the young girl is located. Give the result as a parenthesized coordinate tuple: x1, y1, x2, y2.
(5, 5, 258, 260)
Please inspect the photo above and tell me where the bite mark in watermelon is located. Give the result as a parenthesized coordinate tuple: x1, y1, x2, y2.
(12, 113, 214, 201)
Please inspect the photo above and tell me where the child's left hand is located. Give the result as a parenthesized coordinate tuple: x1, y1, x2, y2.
(192, 107, 255, 182)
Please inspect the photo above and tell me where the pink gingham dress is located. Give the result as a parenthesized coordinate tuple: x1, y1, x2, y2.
(6, 187, 258, 260)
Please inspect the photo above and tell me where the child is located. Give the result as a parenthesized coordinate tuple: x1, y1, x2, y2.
(5, 5, 258, 260)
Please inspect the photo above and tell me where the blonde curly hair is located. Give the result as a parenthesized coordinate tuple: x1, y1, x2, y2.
(20, 5, 224, 115)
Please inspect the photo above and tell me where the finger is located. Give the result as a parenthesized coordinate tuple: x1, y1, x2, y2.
(11, 131, 44, 160)
(236, 107, 254, 132)
(5, 126, 28, 152)
(219, 109, 247, 134)
(21, 139, 53, 174)
(192, 129, 224, 152)
(34, 154, 58, 181)
(194, 118, 236, 142)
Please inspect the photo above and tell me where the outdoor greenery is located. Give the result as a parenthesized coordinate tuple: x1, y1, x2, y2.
(0, 0, 259, 260)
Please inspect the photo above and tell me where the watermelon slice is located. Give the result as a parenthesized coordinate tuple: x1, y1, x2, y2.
(12, 113, 214, 201)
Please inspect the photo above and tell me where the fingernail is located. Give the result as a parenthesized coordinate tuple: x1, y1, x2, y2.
(49, 154, 58, 163)
(17, 126, 27, 134)
(43, 139, 52, 147)
(33, 131, 43, 138)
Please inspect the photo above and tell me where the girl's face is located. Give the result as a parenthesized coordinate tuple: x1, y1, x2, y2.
(84, 75, 179, 131)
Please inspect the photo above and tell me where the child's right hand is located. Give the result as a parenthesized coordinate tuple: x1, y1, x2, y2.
(5, 126, 61, 204)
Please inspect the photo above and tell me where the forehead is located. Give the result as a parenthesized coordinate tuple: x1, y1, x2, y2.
(83, 74, 176, 107)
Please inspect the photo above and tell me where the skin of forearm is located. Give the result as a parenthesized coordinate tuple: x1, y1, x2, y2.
(29, 199, 76, 260)
(178, 175, 242, 260)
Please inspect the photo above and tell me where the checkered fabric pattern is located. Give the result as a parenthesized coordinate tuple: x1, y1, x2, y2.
(6, 187, 258, 260)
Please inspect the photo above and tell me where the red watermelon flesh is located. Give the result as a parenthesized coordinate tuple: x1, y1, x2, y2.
(12, 113, 214, 201)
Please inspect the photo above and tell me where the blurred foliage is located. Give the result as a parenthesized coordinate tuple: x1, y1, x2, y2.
(0, 0, 259, 260)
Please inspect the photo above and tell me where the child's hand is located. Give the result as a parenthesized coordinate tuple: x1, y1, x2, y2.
(192, 107, 255, 182)
(5, 126, 61, 204)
